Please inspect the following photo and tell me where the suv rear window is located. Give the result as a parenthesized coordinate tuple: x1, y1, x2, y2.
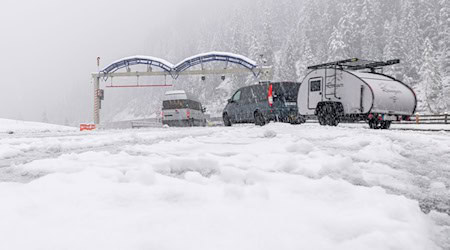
(162, 100, 202, 110)
(251, 82, 300, 102)
(272, 82, 300, 101)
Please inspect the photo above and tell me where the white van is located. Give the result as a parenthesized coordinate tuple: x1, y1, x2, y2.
(162, 90, 207, 127)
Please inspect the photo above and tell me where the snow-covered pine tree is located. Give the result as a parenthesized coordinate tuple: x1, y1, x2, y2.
(279, 33, 299, 81)
(438, 0, 450, 111)
(328, 25, 347, 61)
(260, 5, 275, 67)
(418, 37, 446, 113)
(360, 0, 382, 60)
(339, 1, 361, 58)
(383, 16, 405, 81)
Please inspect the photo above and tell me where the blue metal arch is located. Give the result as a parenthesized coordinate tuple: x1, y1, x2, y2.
(99, 52, 260, 79)
(173, 52, 258, 77)
(100, 56, 174, 75)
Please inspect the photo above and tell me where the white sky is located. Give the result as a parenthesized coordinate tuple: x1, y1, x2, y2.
(0, 0, 237, 123)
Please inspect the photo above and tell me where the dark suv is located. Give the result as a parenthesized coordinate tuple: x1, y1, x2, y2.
(222, 82, 304, 126)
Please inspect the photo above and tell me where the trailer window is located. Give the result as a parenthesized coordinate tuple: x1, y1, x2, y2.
(310, 80, 321, 92)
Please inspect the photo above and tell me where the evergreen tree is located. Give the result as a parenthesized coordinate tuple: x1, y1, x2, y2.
(260, 5, 275, 67)
(438, 0, 450, 111)
(383, 17, 405, 81)
(328, 25, 347, 61)
(279, 33, 299, 81)
(41, 111, 49, 123)
(418, 38, 446, 113)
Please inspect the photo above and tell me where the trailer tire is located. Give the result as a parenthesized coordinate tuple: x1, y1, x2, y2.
(381, 121, 391, 129)
(329, 116, 339, 126)
(368, 120, 377, 129)
(369, 119, 390, 129)
(317, 103, 341, 126)
(316, 105, 327, 126)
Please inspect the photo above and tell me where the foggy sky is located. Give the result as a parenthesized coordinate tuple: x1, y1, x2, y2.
(0, 0, 240, 124)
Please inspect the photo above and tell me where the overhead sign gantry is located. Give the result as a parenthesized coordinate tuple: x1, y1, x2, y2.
(91, 51, 273, 124)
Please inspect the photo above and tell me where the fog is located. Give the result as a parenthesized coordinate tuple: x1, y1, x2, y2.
(0, 0, 241, 124)
(2, 0, 448, 124)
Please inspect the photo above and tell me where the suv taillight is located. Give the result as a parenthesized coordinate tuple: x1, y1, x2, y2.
(268, 84, 273, 107)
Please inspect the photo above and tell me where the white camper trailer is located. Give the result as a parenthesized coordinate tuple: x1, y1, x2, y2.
(297, 59, 417, 129)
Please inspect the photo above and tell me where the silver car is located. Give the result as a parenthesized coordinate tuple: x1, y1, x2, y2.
(162, 90, 207, 127)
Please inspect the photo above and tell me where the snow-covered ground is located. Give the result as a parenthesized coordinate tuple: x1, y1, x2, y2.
(0, 123, 449, 249)
(0, 118, 76, 134)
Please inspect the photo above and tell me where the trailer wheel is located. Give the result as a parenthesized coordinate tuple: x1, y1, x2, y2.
(318, 115, 327, 125)
(368, 120, 389, 129)
(316, 103, 342, 127)
(368, 120, 377, 129)
(328, 116, 339, 126)
(381, 121, 391, 129)
(329, 104, 341, 126)
(317, 106, 327, 126)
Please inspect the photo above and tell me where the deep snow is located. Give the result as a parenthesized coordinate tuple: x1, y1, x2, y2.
(0, 122, 449, 249)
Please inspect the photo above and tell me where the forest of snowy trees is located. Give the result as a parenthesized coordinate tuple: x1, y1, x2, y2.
(104, 0, 449, 121)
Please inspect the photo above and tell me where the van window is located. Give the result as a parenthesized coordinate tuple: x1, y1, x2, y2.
(232, 90, 241, 102)
(162, 100, 202, 110)
(189, 101, 202, 111)
(241, 87, 254, 104)
(252, 85, 267, 102)
(310, 80, 321, 92)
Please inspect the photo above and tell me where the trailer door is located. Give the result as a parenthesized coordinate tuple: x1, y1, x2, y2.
(308, 78, 323, 109)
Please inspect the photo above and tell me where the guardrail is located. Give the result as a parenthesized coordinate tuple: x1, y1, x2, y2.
(399, 114, 449, 125)
(207, 114, 450, 125)
(131, 120, 161, 129)
(116, 114, 449, 129)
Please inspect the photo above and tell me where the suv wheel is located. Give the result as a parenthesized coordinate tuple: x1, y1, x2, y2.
(223, 113, 232, 127)
(254, 111, 266, 126)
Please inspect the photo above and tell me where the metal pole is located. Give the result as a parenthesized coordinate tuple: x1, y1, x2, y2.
(94, 76, 100, 124)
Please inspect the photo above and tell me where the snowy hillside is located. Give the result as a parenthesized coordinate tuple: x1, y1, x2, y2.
(0, 118, 76, 134)
(105, 0, 449, 120)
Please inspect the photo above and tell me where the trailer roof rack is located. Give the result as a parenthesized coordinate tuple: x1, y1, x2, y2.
(307, 58, 400, 71)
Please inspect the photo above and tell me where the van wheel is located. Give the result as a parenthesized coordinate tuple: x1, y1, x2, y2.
(188, 119, 195, 127)
(223, 113, 232, 127)
(254, 111, 266, 126)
